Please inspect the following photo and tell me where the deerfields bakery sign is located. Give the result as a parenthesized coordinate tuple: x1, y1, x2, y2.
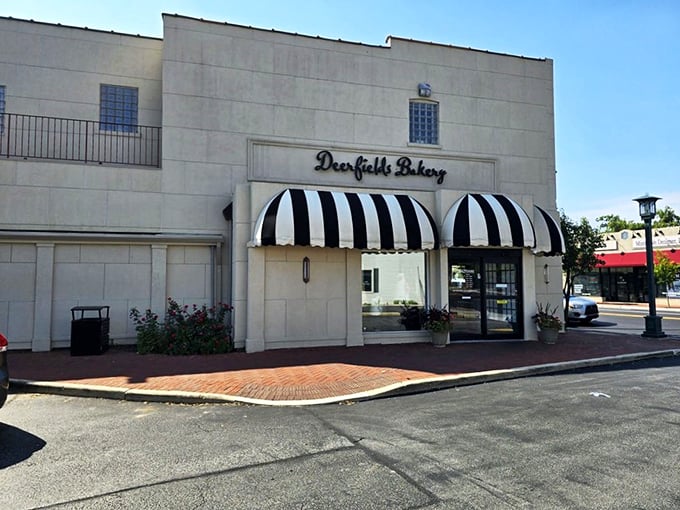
(314, 150, 447, 185)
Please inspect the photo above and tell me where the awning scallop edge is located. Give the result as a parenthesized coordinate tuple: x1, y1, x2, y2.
(251, 188, 439, 251)
(532, 205, 565, 256)
(441, 193, 536, 249)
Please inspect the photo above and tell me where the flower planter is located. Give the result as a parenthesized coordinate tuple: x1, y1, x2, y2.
(431, 331, 449, 348)
(399, 306, 424, 331)
(538, 327, 559, 344)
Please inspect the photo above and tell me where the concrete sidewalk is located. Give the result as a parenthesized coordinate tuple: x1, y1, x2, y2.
(8, 329, 680, 406)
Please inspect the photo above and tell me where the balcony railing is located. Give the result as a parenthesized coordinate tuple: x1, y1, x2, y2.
(1, 113, 161, 168)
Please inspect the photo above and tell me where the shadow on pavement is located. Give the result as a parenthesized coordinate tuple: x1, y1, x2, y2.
(545, 354, 680, 376)
(577, 320, 618, 328)
(0, 422, 46, 468)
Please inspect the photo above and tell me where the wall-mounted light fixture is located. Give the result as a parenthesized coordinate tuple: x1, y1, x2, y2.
(302, 256, 310, 283)
(417, 83, 432, 97)
(543, 264, 550, 284)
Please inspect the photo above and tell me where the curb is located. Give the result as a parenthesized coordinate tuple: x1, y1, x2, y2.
(10, 349, 680, 406)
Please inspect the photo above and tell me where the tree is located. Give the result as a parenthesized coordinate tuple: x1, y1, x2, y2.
(654, 251, 680, 307)
(561, 212, 605, 324)
(595, 206, 680, 232)
(653, 206, 680, 228)
(596, 214, 643, 232)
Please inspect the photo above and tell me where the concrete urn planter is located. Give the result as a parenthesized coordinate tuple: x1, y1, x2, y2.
(431, 331, 449, 348)
(538, 327, 559, 344)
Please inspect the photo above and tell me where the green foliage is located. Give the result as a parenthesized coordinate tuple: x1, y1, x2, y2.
(128, 308, 163, 354)
(532, 302, 563, 330)
(596, 214, 643, 232)
(596, 206, 680, 232)
(129, 298, 233, 355)
(653, 206, 680, 228)
(422, 305, 454, 333)
(560, 212, 605, 324)
(399, 303, 424, 330)
(654, 252, 680, 306)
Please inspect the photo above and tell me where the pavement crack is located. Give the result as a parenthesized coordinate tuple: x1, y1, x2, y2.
(305, 408, 441, 506)
(30, 445, 357, 510)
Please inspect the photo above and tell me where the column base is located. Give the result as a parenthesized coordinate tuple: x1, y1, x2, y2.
(641, 315, 666, 338)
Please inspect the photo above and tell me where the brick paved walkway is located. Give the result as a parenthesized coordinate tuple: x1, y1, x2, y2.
(9, 330, 680, 404)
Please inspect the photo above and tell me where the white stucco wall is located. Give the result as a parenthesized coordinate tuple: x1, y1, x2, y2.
(0, 18, 162, 124)
(161, 14, 559, 349)
(0, 14, 560, 350)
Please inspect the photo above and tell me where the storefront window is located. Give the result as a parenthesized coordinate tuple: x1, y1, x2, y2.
(572, 273, 601, 297)
(361, 252, 427, 332)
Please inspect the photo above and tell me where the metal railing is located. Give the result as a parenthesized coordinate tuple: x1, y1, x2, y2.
(1, 113, 161, 167)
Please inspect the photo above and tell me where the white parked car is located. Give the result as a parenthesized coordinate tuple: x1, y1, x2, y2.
(566, 296, 599, 324)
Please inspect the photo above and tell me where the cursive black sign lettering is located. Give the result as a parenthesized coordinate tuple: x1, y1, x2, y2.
(315, 150, 446, 185)
(394, 156, 447, 185)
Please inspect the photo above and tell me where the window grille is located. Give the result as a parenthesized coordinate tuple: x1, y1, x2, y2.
(100, 84, 138, 132)
(409, 101, 438, 145)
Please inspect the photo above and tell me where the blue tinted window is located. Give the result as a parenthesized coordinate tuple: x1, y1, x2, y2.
(100, 84, 138, 132)
(409, 101, 438, 144)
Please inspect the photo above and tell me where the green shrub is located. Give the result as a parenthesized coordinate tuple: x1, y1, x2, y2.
(128, 307, 163, 354)
(129, 298, 233, 355)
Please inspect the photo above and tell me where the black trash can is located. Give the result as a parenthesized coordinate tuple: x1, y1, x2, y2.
(70, 306, 110, 356)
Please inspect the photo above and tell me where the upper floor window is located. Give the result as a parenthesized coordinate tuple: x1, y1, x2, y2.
(409, 101, 438, 145)
(0, 85, 5, 134)
(100, 84, 138, 133)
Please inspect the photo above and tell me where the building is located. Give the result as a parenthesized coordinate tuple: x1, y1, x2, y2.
(0, 14, 564, 352)
(573, 227, 680, 303)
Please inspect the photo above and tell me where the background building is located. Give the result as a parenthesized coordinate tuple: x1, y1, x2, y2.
(574, 227, 680, 303)
(0, 14, 563, 351)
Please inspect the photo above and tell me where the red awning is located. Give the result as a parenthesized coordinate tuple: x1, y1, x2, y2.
(597, 250, 680, 268)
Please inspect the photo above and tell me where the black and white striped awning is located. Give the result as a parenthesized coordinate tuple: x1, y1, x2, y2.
(533, 205, 565, 256)
(251, 188, 439, 251)
(441, 193, 565, 256)
(442, 193, 536, 248)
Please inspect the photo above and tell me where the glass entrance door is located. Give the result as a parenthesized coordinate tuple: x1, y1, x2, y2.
(448, 249, 523, 340)
(484, 261, 520, 336)
(449, 261, 482, 336)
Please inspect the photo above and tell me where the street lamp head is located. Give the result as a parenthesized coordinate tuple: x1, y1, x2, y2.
(633, 194, 661, 221)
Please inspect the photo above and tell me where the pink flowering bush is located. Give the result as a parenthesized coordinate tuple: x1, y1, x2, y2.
(129, 298, 233, 355)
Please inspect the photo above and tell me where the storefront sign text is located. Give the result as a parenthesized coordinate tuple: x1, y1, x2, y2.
(632, 235, 680, 249)
(314, 150, 447, 185)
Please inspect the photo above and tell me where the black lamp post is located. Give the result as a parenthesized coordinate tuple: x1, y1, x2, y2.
(633, 194, 666, 338)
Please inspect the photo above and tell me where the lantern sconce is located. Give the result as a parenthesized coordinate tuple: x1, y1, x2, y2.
(417, 83, 432, 97)
(543, 264, 549, 285)
(302, 257, 310, 283)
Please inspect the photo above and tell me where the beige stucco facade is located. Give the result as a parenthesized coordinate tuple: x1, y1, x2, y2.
(0, 14, 563, 352)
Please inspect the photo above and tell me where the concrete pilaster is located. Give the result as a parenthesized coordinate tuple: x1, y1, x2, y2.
(151, 245, 168, 315)
(32, 243, 55, 352)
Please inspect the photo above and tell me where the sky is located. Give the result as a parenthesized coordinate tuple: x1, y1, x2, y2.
(3, 0, 679, 227)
